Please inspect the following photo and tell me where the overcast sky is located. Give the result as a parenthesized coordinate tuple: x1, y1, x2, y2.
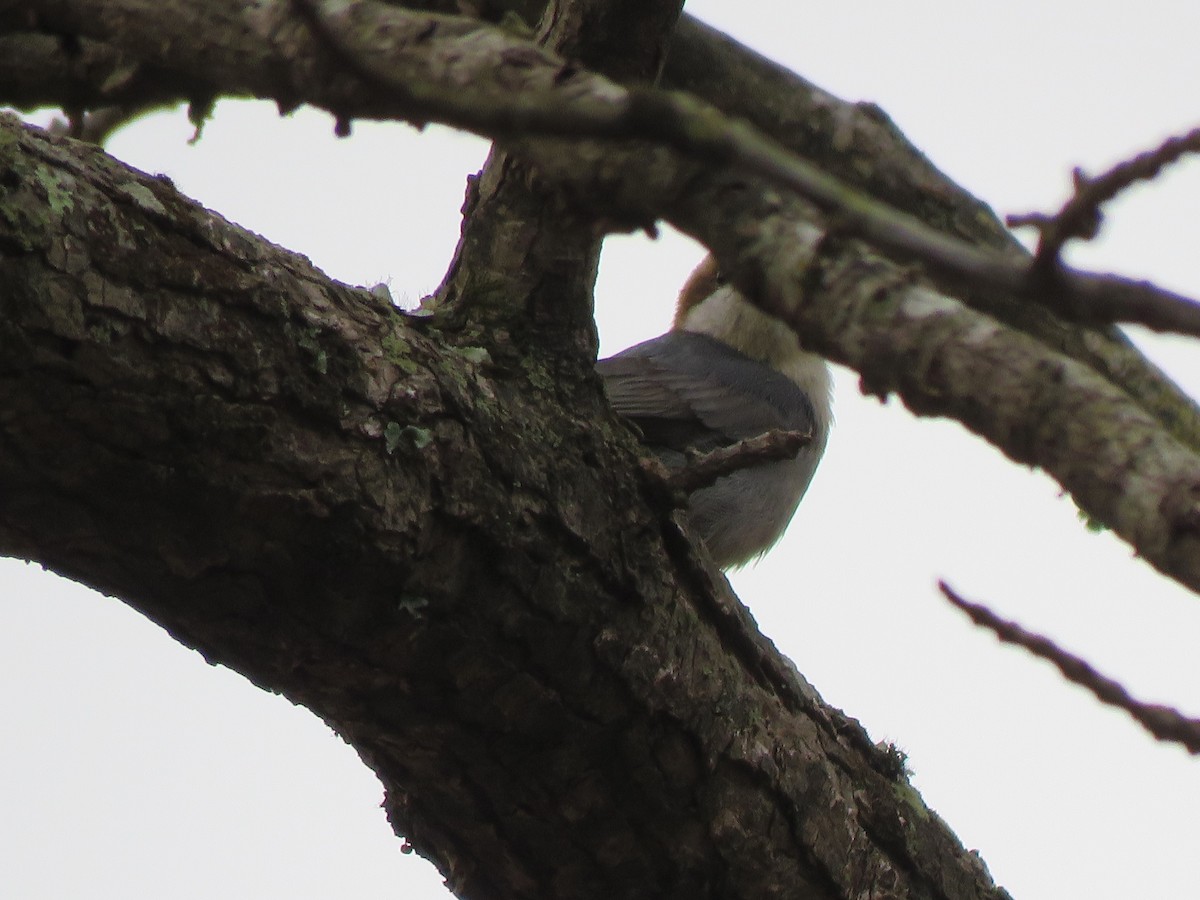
(5, 2, 1200, 898)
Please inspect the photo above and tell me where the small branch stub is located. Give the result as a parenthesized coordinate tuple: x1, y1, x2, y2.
(671, 428, 811, 495)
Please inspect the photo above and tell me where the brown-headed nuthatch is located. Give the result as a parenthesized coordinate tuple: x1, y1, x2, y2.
(597, 257, 831, 568)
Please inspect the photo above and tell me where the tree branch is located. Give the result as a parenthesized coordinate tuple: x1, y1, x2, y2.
(1009, 125, 1200, 265)
(941, 582, 1200, 755)
(12, 0, 1200, 450)
(419, 0, 683, 341)
(136, 0, 1200, 343)
(668, 429, 812, 495)
(0, 113, 1011, 900)
(660, 175, 1200, 597)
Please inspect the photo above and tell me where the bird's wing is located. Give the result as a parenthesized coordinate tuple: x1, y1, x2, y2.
(596, 331, 814, 451)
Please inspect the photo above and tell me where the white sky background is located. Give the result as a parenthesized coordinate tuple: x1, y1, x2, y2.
(4, 2, 1200, 897)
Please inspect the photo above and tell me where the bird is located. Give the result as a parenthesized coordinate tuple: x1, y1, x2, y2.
(596, 256, 831, 568)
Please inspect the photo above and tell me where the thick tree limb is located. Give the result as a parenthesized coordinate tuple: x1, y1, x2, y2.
(0, 115, 1011, 900)
(2, 3, 1008, 249)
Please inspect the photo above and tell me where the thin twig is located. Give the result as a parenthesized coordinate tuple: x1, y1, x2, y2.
(940, 581, 1200, 755)
(1009, 126, 1200, 266)
(669, 429, 810, 495)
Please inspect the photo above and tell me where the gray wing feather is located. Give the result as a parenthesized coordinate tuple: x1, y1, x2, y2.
(597, 331, 814, 447)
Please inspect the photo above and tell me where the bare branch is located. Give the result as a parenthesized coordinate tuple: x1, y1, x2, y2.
(290, 1, 1200, 341)
(940, 582, 1200, 755)
(291, 4, 1200, 344)
(18, 0, 1200, 342)
(669, 429, 811, 495)
(1009, 125, 1200, 262)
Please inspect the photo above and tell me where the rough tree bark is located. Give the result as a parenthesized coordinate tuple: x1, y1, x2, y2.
(3, 2, 1198, 899)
